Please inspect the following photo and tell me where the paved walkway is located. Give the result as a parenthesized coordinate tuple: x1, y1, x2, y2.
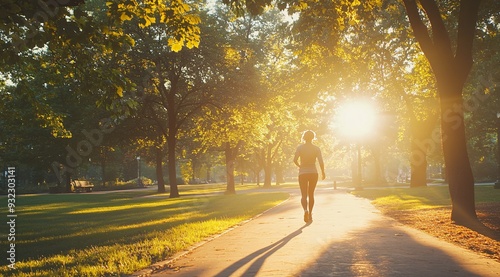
(133, 187, 500, 277)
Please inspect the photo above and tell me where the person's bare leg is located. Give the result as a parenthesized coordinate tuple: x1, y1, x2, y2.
(299, 175, 309, 222)
(308, 174, 318, 222)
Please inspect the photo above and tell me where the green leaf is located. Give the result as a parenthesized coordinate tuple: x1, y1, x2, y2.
(116, 86, 124, 97)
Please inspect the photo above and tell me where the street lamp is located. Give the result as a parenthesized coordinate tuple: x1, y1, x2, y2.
(137, 156, 142, 187)
(495, 113, 500, 189)
(356, 143, 362, 190)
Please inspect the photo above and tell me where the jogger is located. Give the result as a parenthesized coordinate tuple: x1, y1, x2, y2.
(293, 130, 325, 223)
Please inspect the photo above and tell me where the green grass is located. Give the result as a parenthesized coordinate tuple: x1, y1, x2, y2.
(174, 183, 258, 195)
(0, 187, 288, 276)
(351, 185, 500, 211)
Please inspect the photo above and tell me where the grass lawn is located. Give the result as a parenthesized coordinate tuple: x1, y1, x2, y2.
(350, 184, 500, 210)
(0, 185, 288, 276)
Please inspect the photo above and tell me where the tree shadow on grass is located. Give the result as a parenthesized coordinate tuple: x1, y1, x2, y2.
(0, 191, 287, 275)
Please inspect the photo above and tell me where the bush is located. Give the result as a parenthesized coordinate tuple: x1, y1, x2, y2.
(0, 183, 52, 195)
(160, 177, 185, 185)
(92, 177, 154, 191)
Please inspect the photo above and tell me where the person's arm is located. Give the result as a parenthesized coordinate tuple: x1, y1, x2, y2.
(318, 148, 325, 180)
(293, 147, 300, 168)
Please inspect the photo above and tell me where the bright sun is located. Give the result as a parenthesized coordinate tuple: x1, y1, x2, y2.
(335, 100, 378, 140)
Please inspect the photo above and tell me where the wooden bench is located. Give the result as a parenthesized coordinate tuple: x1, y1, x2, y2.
(72, 180, 94, 192)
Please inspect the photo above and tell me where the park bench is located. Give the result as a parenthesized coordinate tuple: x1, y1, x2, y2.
(72, 180, 94, 193)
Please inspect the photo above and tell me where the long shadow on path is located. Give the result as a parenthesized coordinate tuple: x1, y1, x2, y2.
(214, 223, 310, 277)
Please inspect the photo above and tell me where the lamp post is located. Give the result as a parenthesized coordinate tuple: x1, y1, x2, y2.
(495, 113, 500, 189)
(137, 156, 142, 187)
(356, 143, 363, 190)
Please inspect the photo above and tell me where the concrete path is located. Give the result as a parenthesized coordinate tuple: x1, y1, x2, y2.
(134, 187, 500, 277)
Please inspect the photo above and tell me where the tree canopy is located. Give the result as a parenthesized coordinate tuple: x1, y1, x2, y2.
(1, 0, 500, 228)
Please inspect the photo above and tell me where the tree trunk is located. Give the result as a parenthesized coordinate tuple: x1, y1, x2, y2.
(275, 167, 284, 186)
(225, 143, 236, 194)
(156, 147, 165, 193)
(263, 144, 272, 188)
(439, 93, 476, 224)
(65, 171, 72, 193)
(409, 118, 436, 188)
(167, 113, 179, 197)
(193, 159, 200, 183)
(356, 144, 362, 186)
(101, 148, 106, 187)
(410, 152, 427, 188)
(263, 164, 272, 188)
(371, 146, 385, 185)
(410, 153, 427, 188)
(167, 82, 179, 198)
(402, 0, 480, 225)
(206, 164, 211, 183)
(167, 135, 179, 197)
(226, 159, 236, 194)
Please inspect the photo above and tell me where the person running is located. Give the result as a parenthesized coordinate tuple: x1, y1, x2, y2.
(293, 130, 325, 223)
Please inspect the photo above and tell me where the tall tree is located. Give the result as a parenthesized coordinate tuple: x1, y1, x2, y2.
(254, 96, 297, 188)
(189, 6, 276, 193)
(194, 104, 267, 193)
(401, 54, 440, 188)
(401, 0, 480, 225)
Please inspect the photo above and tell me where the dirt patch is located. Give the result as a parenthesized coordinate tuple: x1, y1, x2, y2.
(379, 203, 500, 262)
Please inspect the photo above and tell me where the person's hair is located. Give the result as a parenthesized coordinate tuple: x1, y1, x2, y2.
(302, 130, 316, 142)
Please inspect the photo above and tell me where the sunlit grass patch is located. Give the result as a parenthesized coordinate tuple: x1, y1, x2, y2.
(351, 185, 499, 211)
(352, 186, 449, 211)
(0, 191, 288, 276)
(176, 183, 257, 196)
(368, 194, 443, 210)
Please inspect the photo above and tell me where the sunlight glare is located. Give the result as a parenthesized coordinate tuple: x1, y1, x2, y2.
(336, 100, 378, 141)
